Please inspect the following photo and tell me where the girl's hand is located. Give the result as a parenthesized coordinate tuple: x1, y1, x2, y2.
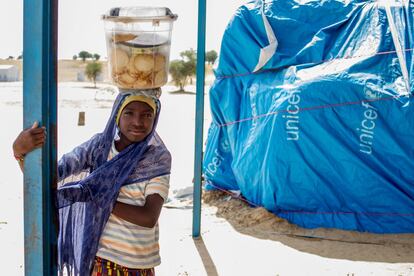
(13, 121, 47, 158)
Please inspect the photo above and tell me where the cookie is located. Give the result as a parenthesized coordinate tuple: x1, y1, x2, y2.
(133, 54, 154, 72)
(154, 54, 166, 72)
(111, 48, 129, 74)
(112, 33, 137, 43)
(127, 58, 138, 75)
(132, 79, 149, 89)
(117, 72, 136, 89)
(154, 70, 167, 86)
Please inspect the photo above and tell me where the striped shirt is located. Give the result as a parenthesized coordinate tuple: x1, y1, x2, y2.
(96, 141, 170, 269)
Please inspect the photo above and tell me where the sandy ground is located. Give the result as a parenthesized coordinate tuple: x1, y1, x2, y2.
(1, 82, 414, 275)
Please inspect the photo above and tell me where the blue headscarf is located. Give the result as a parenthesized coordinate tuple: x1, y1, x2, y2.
(56, 91, 171, 275)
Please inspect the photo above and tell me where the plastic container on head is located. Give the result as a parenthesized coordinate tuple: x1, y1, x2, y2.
(102, 7, 178, 90)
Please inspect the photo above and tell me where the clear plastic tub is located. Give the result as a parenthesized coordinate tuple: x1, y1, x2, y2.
(102, 7, 177, 90)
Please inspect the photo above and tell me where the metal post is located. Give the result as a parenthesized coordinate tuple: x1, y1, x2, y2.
(192, 0, 207, 238)
(23, 0, 58, 274)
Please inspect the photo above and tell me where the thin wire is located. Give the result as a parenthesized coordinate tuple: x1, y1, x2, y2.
(217, 94, 412, 127)
(216, 48, 414, 80)
(213, 47, 414, 128)
(206, 182, 259, 207)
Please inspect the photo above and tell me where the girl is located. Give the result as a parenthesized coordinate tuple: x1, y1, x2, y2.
(13, 91, 171, 275)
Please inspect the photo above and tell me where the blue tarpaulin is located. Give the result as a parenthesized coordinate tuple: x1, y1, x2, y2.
(203, 0, 414, 233)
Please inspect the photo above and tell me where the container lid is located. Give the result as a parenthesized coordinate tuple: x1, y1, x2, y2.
(120, 33, 169, 48)
(102, 7, 178, 22)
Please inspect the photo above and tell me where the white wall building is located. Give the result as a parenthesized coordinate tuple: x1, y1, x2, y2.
(0, 65, 19, 82)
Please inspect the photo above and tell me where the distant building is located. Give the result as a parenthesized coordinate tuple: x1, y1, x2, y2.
(0, 65, 19, 82)
(77, 71, 85, 81)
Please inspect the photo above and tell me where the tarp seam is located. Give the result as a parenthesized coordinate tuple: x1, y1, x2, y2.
(215, 94, 412, 127)
(216, 48, 414, 80)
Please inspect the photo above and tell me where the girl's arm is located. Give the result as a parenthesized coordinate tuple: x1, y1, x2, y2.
(111, 194, 164, 228)
(13, 121, 97, 181)
(12, 121, 47, 172)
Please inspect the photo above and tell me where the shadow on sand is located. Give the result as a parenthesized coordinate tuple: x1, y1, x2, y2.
(203, 190, 414, 263)
(168, 89, 196, 95)
(193, 237, 219, 276)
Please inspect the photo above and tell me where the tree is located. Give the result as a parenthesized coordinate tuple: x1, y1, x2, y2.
(169, 48, 197, 91)
(206, 50, 218, 65)
(93, 53, 100, 61)
(180, 48, 196, 85)
(169, 60, 187, 91)
(78, 51, 92, 62)
(85, 61, 102, 88)
(72, 55, 78, 60)
(7, 56, 14, 60)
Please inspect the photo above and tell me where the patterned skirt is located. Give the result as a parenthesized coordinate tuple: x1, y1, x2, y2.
(91, 257, 155, 276)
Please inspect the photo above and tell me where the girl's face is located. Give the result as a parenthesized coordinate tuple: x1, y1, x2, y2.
(118, 101, 155, 147)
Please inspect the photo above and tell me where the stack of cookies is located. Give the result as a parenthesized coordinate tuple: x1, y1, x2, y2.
(108, 33, 168, 89)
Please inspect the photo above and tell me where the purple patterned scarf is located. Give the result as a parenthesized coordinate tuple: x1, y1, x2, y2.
(56, 92, 171, 275)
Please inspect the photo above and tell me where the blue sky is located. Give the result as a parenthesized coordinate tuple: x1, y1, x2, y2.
(0, 0, 247, 60)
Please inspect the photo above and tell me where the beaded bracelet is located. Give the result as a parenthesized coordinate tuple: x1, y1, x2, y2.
(14, 154, 25, 162)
